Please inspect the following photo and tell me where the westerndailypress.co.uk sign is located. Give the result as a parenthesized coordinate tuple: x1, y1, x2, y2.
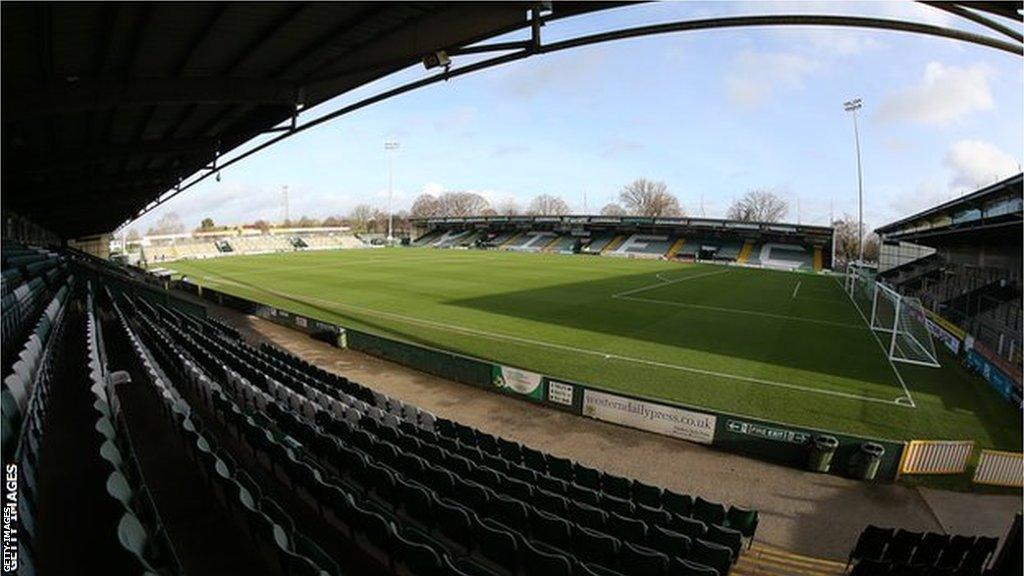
(582, 389, 716, 444)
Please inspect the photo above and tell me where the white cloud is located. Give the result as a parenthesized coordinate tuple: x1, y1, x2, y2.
(876, 62, 995, 125)
(724, 51, 820, 109)
(943, 140, 1020, 190)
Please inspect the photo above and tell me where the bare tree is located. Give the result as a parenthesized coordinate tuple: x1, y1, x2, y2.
(618, 178, 683, 217)
(146, 212, 185, 236)
(527, 194, 571, 216)
(726, 190, 789, 223)
(322, 215, 344, 227)
(496, 198, 520, 216)
(600, 203, 626, 216)
(409, 194, 440, 218)
(348, 204, 375, 232)
(436, 192, 490, 216)
(831, 213, 878, 264)
(125, 229, 141, 242)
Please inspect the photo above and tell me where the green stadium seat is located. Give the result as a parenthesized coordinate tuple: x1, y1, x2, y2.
(884, 530, 923, 564)
(601, 473, 632, 499)
(574, 463, 601, 489)
(648, 524, 691, 559)
(491, 494, 530, 533)
(570, 500, 608, 531)
(569, 483, 601, 506)
(724, 506, 759, 545)
(600, 492, 634, 517)
(669, 515, 708, 540)
(692, 497, 726, 527)
(936, 535, 974, 570)
(635, 502, 672, 528)
(453, 555, 504, 576)
(531, 507, 573, 552)
(620, 541, 670, 576)
(536, 473, 568, 495)
(522, 538, 573, 576)
(579, 561, 628, 576)
(475, 517, 520, 574)
(573, 524, 621, 570)
(662, 489, 692, 517)
(503, 475, 534, 501)
(848, 526, 894, 567)
(632, 480, 663, 508)
(706, 524, 742, 562)
(535, 488, 569, 515)
(293, 532, 340, 576)
(548, 456, 574, 481)
(393, 528, 443, 576)
(910, 533, 949, 567)
(607, 510, 647, 545)
(433, 496, 475, 553)
(507, 462, 537, 485)
(521, 447, 546, 472)
(691, 538, 732, 576)
(671, 557, 720, 576)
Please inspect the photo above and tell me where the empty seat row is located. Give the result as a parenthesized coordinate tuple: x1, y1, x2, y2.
(849, 526, 999, 576)
(119, 291, 342, 576)
(2, 276, 73, 462)
(122, 285, 758, 576)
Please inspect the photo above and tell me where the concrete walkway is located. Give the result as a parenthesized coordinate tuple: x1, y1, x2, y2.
(209, 305, 1019, 561)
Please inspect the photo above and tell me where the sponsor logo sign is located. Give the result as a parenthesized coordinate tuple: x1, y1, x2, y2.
(726, 419, 809, 444)
(295, 317, 308, 328)
(547, 380, 575, 406)
(582, 390, 716, 444)
(492, 365, 545, 401)
(925, 317, 960, 354)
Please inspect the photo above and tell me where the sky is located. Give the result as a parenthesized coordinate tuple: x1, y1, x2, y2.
(126, 1, 1024, 235)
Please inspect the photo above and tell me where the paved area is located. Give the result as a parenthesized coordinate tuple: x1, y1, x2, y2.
(208, 305, 1020, 561)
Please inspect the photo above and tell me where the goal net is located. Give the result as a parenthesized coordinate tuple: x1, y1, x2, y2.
(846, 263, 940, 368)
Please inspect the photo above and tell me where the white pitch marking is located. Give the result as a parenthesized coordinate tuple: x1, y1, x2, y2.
(612, 269, 731, 298)
(792, 281, 801, 299)
(197, 271, 909, 407)
(616, 295, 867, 330)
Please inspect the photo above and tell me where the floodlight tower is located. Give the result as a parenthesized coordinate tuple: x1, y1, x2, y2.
(843, 98, 864, 262)
(385, 139, 399, 243)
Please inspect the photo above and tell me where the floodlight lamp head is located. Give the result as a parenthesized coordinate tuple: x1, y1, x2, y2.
(843, 98, 863, 112)
(422, 51, 451, 70)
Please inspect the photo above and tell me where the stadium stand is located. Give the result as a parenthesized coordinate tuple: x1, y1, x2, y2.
(39, 272, 763, 575)
(142, 230, 367, 264)
(846, 525, 1002, 576)
(877, 174, 1022, 372)
(412, 216, 832, 270)
(610, 234, 676, 258)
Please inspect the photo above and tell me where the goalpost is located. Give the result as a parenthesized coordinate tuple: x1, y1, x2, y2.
(846, 262, 940, 368)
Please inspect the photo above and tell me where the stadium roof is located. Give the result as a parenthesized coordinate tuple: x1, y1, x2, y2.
(3, 2, 1022, 240)
(1, 2, 618, 238)
(875, 173, 1022, 232)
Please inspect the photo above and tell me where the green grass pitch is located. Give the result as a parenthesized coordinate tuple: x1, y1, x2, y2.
(170, 248, 1021, 450)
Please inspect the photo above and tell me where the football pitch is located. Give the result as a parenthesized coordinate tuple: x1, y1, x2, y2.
(170, 248, 1021, 450)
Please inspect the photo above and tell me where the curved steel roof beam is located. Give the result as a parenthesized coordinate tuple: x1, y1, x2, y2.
(127, 13, 1022, 225)
(919, 2, 1023, 43)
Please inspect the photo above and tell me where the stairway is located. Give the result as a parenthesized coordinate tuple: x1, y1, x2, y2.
(732, 543, 847, 576)
(542, 235, 564, 252)
(737, 240, 755, 264)
(602, 235, 626, 254)
(499, 232, 522, 249)
(665, 237, 686, 259)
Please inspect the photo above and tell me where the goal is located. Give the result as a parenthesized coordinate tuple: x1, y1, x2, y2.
(846, 263, 940, 368)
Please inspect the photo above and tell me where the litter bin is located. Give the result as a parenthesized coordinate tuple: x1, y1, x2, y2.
(853, 442, 886, 480)
(808, 434, 839, 472)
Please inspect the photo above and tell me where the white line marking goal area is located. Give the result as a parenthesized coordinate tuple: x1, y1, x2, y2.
(196, 269, 915, 408)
